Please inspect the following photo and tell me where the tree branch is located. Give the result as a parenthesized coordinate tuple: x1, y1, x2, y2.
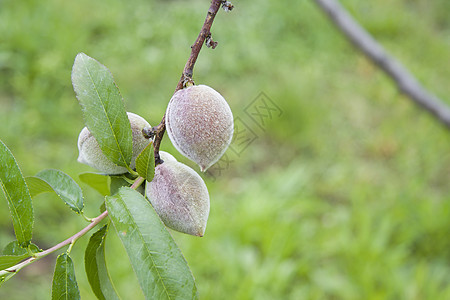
(0, 168, 145, 279)
(0, 210, 108, 277)
(148, 0, 225, 164)
(2, 1, 227, 281)
(314, 0, 450, 128)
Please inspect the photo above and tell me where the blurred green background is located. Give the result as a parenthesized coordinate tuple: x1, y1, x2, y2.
(1, 0, 450, 299)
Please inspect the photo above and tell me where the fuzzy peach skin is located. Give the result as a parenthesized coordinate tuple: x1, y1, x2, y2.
(77, 112, 151, 174)
(165, 85, 233, 172)
(146, 159, 210, 237)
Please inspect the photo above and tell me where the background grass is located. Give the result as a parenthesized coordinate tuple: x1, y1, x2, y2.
(1, 0, 450, 299)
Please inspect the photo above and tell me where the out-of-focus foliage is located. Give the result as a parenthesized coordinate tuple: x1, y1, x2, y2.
(0, 0, 449, 299)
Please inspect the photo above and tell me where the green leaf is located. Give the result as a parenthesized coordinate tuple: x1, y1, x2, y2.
(135, 142, 155, 182)
(109, 176, 130, 196)
(2, 241, 40, 256)
(85, 225, 120, 300)
(72, 53, 132, 169)
(52, 253, 80, 300)
(0, 255, 27, 270)
(0, 241, 41, 270)
(26, 176, 53, 198)
(99, 202, 106, 213)
(2, 241, 26, 256)
(106, 187, 198, 300)
(0, 139, 33, 247)
(79, 172, 111, 196)
(0, 270, 16, 287)
(27, 169, 84, 214)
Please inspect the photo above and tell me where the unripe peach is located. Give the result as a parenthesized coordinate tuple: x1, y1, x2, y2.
(145, 159, 210, 236)
(165, 85, 233, 172)
(159, 151, 177, 163)
(77, 112, 151, 174)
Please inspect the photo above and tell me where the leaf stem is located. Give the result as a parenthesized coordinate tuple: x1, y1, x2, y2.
(66, 241, 75, 254)
(151, 0, 225, 165)
(26, 246, 34, 258)
(127, 168, 139, 177)
(81, 212, 93, 222)
(0, 210, 109, 278)
(131, 176, 145, 189)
